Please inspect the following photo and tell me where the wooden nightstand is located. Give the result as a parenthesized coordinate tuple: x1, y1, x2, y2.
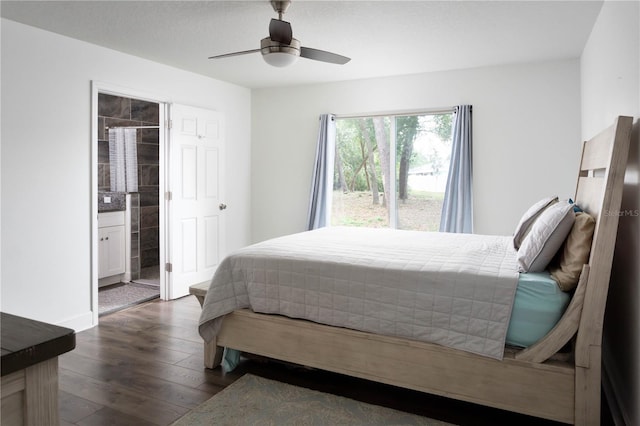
(1, 312, 75, 426)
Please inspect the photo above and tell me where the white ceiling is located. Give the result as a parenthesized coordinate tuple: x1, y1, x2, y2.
(1, 0, 603, 89)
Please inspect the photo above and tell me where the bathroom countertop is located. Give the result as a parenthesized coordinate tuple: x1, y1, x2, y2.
(98, 191, 126, 212)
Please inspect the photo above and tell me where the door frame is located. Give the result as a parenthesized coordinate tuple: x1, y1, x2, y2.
(90, 81, 170, 326)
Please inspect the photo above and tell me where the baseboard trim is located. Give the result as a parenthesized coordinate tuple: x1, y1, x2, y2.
(57, 311, 95, 332)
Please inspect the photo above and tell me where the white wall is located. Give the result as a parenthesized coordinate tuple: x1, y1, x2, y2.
(0, 19, 252, 330)
(251, 59, 581, 243)
(580, 2, 640, 425)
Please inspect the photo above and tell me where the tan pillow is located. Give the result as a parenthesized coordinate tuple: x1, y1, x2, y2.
(549, 212, 596, 291)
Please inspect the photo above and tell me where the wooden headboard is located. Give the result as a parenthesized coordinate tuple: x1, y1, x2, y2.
(575, 116, 631, 223)
(575, 116, 632, 374)
(516, 116, 633, 367)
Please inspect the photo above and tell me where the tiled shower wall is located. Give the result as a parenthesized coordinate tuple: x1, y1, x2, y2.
(98, 94, 160, 280)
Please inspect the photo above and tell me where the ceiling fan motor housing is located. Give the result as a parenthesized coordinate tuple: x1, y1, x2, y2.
(260, 37, 300, 66)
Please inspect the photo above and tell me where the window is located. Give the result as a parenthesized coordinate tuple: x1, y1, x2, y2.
(332, 112, 453, 231)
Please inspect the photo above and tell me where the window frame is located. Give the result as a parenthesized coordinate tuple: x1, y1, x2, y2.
(334, 107, 455, 230)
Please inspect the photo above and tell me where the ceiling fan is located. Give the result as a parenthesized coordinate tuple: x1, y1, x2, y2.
(208, 0, 351, 67)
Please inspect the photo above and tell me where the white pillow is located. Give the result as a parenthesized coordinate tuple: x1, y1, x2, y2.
(517, 202, 575, 273)
(513, 196, 558, 250)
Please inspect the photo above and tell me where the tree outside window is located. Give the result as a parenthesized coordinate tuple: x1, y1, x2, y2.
(332, 112, 453, 231)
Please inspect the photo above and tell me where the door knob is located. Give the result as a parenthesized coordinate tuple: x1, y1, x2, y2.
(219, 203, 227, 210)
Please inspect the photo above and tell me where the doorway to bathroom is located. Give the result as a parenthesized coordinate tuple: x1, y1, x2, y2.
(91, 82, 227, 324)
(95, 89, 163, 316)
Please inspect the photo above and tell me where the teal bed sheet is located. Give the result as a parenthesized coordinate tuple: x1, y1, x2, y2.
(506, 271, 570, 348)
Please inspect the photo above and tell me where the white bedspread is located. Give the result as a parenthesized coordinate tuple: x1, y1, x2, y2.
(199, 227, 519, 359)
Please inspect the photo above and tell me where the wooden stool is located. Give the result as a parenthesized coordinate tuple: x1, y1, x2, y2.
(189, 282, 223, 369)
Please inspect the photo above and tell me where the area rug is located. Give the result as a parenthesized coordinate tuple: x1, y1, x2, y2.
(172, 374, 455, 426)
(98, 282, 159, 316)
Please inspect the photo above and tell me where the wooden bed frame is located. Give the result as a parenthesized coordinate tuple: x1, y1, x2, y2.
(191, 116, 633, 425)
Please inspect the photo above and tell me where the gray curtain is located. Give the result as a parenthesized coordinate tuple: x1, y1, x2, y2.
(440, 105, 473, 233)
(306, 114, 336, 230)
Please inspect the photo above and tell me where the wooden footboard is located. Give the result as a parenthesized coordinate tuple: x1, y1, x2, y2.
(217, 309, 576, 424)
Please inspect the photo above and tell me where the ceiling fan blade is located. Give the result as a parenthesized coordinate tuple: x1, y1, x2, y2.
(300, 47, 351, 65)
(269, 18, 293, 45)
(208, 49, 261, 60)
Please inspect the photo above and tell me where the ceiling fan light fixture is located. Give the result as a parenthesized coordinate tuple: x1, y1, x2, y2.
(260, 37, 300, 67)
(263, 52, 299, 67)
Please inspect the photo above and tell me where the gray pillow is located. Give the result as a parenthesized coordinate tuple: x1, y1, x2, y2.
(513, 196, 559, 250)
(517, 202, 575, 273)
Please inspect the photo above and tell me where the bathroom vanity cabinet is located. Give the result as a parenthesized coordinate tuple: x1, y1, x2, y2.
(98, 211, 126, 280)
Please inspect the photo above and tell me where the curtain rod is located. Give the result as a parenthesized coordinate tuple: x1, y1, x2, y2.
(105, 125, 160, 129)
(335, 107, 455, 120)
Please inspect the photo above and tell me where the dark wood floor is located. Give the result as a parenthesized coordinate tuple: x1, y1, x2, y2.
(59, 296, 614, 425)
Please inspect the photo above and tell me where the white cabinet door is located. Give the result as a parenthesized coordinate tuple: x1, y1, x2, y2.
(98, 225, 126, 279)
(167, 104, 226, 299)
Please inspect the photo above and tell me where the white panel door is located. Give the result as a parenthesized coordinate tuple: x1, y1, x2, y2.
(167, 104, 225, 299)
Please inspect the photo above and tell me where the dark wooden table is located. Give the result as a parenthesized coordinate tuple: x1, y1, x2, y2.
(1, 312, 76, 426)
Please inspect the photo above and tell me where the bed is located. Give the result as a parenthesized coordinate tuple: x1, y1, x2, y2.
(196, 116, 633, 425)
